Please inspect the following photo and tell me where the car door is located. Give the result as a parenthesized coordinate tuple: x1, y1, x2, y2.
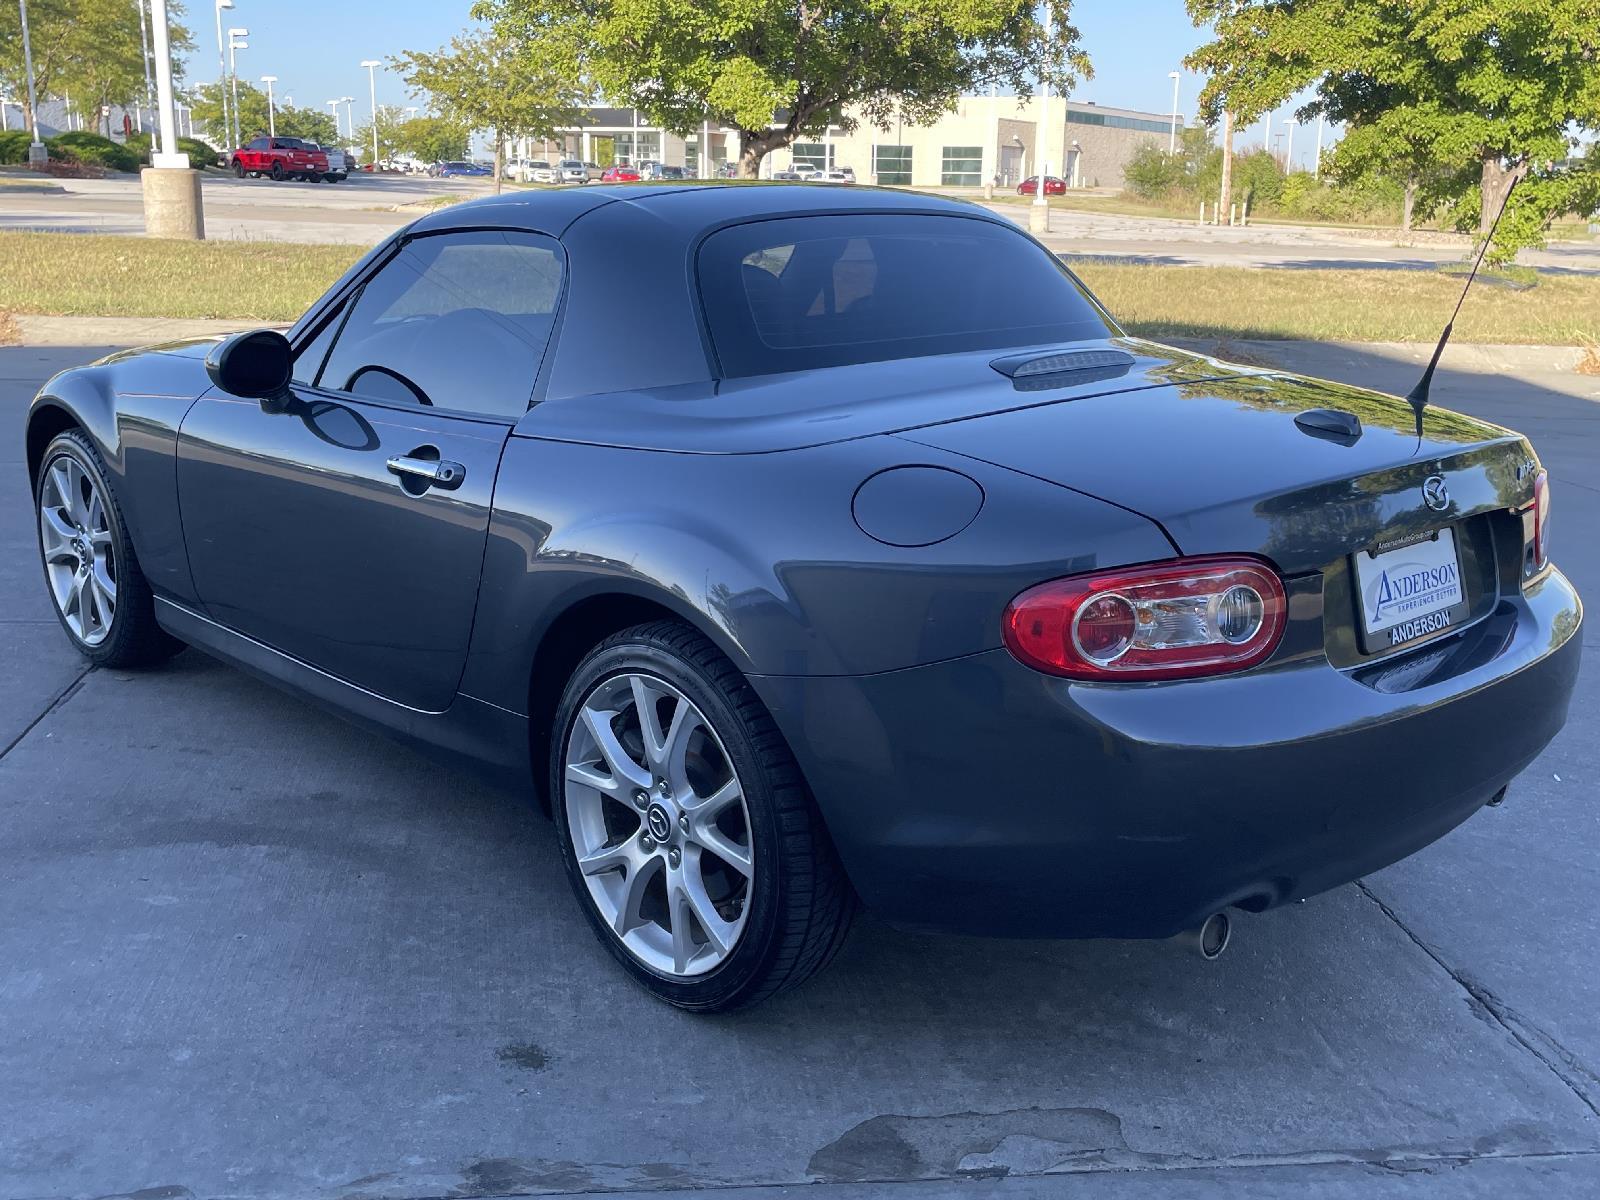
(176, 228, 565, 711)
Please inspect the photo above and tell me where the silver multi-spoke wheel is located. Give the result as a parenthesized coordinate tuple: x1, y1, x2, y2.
(39, 453, 117, 647)
(564, 672, 754, 977)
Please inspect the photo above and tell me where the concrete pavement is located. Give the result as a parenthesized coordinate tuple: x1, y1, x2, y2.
(0, 337, 1597, 1200)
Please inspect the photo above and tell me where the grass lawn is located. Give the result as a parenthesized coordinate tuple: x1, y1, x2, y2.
(1, 231, 1597, 345)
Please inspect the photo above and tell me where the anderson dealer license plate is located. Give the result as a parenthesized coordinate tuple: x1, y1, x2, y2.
(1354, 528, 1467, 652)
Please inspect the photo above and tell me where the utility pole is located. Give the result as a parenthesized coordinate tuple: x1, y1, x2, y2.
(1314, 114, 1325, 179)
(142, 0, 204, 238)
(17, 0, 47, 163)
(260, 75, 276, 136)
(214, 0, 233, 148)
(227, 27, 248, 148)
(1030, 5, 1051, 233)
(360, 60, 381, 164)
(1218, 108, 1234, 223)
(1167, 71, 1181, 154)
(135, 0, 154, 131)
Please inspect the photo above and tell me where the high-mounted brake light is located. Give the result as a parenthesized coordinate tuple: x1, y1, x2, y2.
(1003, 556, 1288, 681)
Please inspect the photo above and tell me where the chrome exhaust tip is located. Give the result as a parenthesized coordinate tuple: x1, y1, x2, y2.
(1174, 911, 1231, 960)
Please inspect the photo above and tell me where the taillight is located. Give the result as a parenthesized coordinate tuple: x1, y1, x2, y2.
(1003, 556, 1288, 681)
(1526, 469, 1550, 579)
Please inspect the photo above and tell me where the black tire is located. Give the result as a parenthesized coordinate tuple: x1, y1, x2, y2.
(270, 161, 285, 181)
(232, 158, 245, 178)
(550, 620, 854, 1012)
(34, 430, 183, 669)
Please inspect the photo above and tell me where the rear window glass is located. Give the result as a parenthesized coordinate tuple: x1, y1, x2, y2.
(697, 214, 1113, 378)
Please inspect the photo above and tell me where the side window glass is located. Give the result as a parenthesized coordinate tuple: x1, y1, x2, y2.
(291, 299, 347, 386)
(318, 231, 564, 419)
(250, 137, 269, 151)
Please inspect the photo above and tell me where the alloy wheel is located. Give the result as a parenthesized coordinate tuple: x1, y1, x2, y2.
(39, 454, 117, 647)
(563, 672, 754, 977)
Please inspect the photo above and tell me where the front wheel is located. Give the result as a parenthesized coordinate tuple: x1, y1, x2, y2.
(232, 158, 245, 178)
(35, 430, 182, 668)
(552, 622, 853, 1011)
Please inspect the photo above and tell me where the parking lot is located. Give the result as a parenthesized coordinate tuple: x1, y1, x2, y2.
(1, 336, 1598, 1200)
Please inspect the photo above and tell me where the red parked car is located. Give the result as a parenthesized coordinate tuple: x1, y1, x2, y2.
(601, 164, 642, 182)
(1017, 176, 1067, 196)
(230, 136, 331, 183)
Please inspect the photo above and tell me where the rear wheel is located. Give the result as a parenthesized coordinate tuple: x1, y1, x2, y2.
(551, 621, 853, 1011)
(35, 430, 181, 668)
(270, 161, 284, 181)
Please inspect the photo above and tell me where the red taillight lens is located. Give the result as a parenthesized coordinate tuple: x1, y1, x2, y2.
(1530, 469, 1550, 575)
(1003, 556, 1288, 681)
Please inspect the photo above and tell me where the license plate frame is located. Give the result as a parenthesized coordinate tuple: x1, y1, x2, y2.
(1352, 527, 1470, 655)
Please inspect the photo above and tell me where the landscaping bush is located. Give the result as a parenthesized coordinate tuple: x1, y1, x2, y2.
(124, 132, 223, 169)
(0, 129, 38, 164)
(47, 131, 140, 173)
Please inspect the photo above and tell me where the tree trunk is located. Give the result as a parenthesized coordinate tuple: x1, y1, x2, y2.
(737, 129, 771, 179)
(1217, 109, 1234, 219)
(492, 129, 503, 196)
(1402, 177, 1417, 232)
(1478, 154, 1525, 238)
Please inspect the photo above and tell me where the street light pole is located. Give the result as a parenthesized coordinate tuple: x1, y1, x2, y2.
(135, 0, 154, 131)
(1168, 70, 1181, 154)
(16, 0, 47, 164)
(341, 96, 354, 142)
(1283, 116, 1298, 172)
(214, 0, 233, 147)
(260, 75, 276, 136)
(326, 100, 340, 137)
(1314, 114, 1325, 179)
(227, 28, 248, 148)
(360, 60, 381, 164)
(1031, 4, 1051, 229)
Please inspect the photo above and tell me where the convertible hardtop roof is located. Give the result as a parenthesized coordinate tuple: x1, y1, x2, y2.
(406, 183, 995, 241)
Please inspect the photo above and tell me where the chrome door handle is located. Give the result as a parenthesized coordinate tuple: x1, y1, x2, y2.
(386, 455, 466, 491)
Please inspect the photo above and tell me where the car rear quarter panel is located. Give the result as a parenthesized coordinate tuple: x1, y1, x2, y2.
(459, 433, 1177, 711)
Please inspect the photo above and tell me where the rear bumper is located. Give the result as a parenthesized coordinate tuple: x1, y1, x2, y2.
(750, 569, 1582, 939)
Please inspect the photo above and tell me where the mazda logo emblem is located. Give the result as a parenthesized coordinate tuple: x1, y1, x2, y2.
(1422, 475, 1450, 512)
(646, 804, 672, 841)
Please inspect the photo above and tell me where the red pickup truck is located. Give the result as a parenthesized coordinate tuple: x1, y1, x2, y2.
(230, 136, 333, 183)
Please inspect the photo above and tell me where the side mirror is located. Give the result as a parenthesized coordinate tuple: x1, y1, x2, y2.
(205, 329, 292, 400)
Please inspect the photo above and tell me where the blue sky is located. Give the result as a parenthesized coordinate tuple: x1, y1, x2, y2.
(179, 0, 1328, 170)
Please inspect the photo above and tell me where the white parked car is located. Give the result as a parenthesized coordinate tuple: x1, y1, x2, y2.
(557, 158, 588, 184)
(790, 162, 822, 180)
(506, 159, 560, 184)
(821, 168, 856, 184)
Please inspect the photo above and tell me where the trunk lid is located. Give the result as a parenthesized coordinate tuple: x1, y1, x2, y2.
(901, 354, 1533, 576)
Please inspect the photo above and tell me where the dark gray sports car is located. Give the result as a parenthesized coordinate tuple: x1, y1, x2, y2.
(27, 185, 1580, 1010)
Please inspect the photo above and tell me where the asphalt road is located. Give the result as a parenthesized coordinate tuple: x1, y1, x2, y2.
(4, 172, 1596, 271)
(1, 338, 1598, 1200)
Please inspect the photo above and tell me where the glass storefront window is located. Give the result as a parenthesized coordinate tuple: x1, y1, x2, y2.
(873, 144, 912, 185)
(940, 145, 983, 186)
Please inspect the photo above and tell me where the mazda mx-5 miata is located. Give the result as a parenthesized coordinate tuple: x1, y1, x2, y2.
(28, 185, 1580, 1010)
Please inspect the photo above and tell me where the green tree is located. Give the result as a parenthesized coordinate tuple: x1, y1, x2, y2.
(276, 106, 338, 146)
(392, 30, 581, 192)
(189, 82, 337, 149)
(350, 104, 408, 164)
(1186, 0, 1600, 261)
(473, 0, 1091, 179)
(2, 0, 191, 135)
(396, 114, 471, 163)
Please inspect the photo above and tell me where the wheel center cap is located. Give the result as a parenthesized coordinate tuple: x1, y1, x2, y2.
(645, 803, 673, 843)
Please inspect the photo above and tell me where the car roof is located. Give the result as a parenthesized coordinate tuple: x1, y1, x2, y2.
(407, 182, 989, 239)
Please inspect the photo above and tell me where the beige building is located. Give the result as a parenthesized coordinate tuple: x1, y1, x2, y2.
(526, 95, 1182, 190)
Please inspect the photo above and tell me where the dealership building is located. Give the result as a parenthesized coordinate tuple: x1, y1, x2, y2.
(521, 94, 1183, 189)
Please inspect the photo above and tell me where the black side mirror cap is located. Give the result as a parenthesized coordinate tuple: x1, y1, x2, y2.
(206, 329, 293, 400)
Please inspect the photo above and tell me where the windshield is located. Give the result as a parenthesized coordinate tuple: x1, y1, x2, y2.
(697, 214, 1114, 378)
